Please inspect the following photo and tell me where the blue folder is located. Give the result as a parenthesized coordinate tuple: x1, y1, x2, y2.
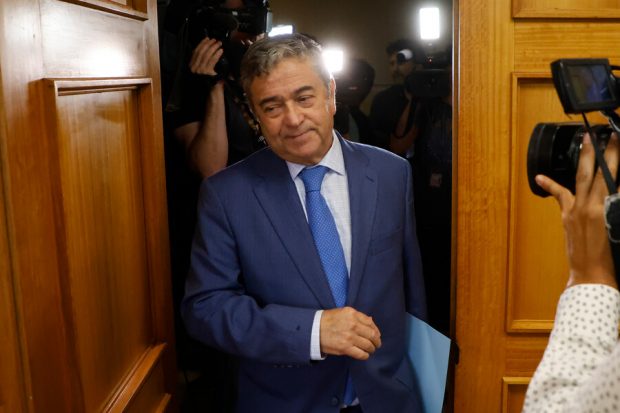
(406, 315, 452, 413)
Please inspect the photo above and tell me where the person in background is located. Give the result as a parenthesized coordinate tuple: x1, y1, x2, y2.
(159, 1, 267, 410)
(522, 132, 620, 412)
(369, 38, 418, 151)
(333, 58, 380, 147)
(171, 0, 266, 178)
(182, 33, 427, 413)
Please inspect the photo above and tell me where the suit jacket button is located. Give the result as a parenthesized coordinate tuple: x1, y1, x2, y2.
(330, 396, 340, 406)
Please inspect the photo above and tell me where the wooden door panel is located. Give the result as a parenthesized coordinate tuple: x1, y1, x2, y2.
(507, 76, 611, 333)
(61, 0, 147, 17)
(0, 0, 175, 411)
(513, 0, 620, 18)
(514, 22, 620, 72)
(456, 0, 620, 411)
(40, 0, 146, 77)
(46, 79, 157, 411)
(124, 356, 170, 413)
(0, 159, 27, 413)
(501, 378, 529, 413)
(507, 76, 569, 333)
(106, 344, 169, 412)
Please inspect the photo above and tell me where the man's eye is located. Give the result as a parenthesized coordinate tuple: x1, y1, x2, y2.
(298, 95, 315, 106)
(263, 105, 282, 116)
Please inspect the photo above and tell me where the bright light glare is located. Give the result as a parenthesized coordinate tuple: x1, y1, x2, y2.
(269, 25, 294, 37)
(420, 7, 440, 40)
(86, 47, 127, 76)
(322, 48, 344, 74)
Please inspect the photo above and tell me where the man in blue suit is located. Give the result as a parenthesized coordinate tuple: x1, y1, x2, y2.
(182, 33, 427, 413)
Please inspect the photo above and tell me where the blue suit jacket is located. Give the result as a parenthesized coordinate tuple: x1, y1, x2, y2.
(182, 137, 427, 413)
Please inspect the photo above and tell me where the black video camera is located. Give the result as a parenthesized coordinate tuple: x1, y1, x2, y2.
(527, 59, 620, 197)
(403, 44, 451, 99)
(186, 0, 272, 79)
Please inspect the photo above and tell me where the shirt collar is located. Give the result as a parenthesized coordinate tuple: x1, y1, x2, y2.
(286, 131, 346, 180)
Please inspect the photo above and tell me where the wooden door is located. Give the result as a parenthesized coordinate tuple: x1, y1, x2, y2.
(0, 0, 176, 411)
(454, 1, 620, 411)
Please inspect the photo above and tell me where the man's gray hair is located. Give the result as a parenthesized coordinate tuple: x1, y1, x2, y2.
(240, 33, 332, 100)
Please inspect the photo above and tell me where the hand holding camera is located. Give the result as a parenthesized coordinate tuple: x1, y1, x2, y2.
(528, 58, 620, 287)
(189, 37, 224, 76)
(535, 132, 619, 289)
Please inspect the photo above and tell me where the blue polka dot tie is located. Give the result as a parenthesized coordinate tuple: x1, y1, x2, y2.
(299, 165, 356, 406)
(300, 166, 348, 307)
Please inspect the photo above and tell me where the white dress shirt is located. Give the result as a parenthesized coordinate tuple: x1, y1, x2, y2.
(285, 133, 351, 361)
(522, 283, 620, 412)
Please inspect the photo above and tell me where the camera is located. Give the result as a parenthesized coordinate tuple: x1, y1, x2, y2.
(186, 0, 272, 79)
(527, 58, 620, 197)
(527, 123, 615, 197)
(334, 58, 375, 107)
(551, 59, 619, 114)
(187, 0, 272, 45)
(403, 44, 451, 99)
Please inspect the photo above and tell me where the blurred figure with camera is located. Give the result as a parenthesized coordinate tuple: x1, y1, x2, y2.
(371, 37, 453, 335)
(171, 0, 268, 178)
(159, 1, 270, 411)
(369, 38, 420, 152)
(333, 57, 380, 147)
(522, 131, 620, 412)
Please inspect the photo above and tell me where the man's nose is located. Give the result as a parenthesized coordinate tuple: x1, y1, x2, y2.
(283, 104, 303, 126)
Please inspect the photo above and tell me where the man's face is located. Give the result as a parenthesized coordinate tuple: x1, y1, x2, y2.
(249, 57, 336, 165)
(388, 52, 415, 83)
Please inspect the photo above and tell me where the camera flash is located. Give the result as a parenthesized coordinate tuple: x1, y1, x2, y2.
(420, 7, 440, 40)
(269, 25, 293, 37)
(323, 48, 344, 74)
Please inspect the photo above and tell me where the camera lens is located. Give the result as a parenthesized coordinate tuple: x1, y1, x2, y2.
(527, 123, 614, 197)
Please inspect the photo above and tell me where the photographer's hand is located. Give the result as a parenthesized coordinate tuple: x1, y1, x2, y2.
(174, 36, 228, 178)
(535, 133, 618, 289)
(189, 37, 224, 76)
(389, 98, 421, 156)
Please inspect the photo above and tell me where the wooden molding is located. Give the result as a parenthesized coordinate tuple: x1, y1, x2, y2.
(59, 0, 148, 20)
(103, 343, 168, 412)
(502, 377, 530, 413)
(505, 72, 558, 334)
(513, 0, 620, 19)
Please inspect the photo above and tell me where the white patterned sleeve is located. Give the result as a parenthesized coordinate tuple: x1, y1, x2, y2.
(522, 284, 620, 413)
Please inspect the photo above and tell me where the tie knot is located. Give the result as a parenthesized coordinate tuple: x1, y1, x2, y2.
(300, 166, 328, 193)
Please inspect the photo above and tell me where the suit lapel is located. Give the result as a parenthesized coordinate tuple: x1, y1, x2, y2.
(341, 139, 377, 305)
(251, 150, 336, 309)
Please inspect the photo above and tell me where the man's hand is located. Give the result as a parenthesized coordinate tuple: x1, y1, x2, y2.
(320, 307, 382, 360)
(189, 37, 224, 75)
(535, 132, 619, 289)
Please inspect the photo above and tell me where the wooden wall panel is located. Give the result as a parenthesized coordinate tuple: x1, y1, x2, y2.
(506, 75, 568, 332)
(59, 0, 148, 19)
(40, 0, 146, 78)
(106, 344, 169, 412)
(513, 0, 620, 18)
(45, 79, 156, 411)
(457, 0, 620, 411)
(506, 74, 613, 332)
(502, 377, 529, 413)
(125, 357, 170, 413)
(514, 22, 620, 72)
(455, 0, 514, 410)
(0, 107, 27, 413)
(0, 0, 176, 410)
